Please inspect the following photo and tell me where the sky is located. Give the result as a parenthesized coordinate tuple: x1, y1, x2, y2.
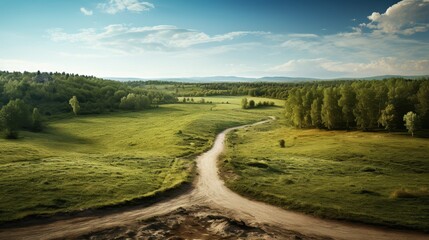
(0, 0, 428, 78)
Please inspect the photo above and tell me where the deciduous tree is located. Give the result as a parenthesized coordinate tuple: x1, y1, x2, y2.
(338, 84, 356, 129)
(0, 99, 30, 138)
(378, 104, 396, 131)
(69, 96, 80, 115)
(321, 87, 341, 129)
(241, 98, 248, 109)
(403, 111, 418, 137)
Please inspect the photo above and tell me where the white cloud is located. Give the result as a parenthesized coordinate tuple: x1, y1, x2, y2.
(270, 57, 429, 77)
(47, 24, 268, 53)
(0, 58, 56, 72)
(321, 57, 429, 75)
(43, 0, 429, 78)
(80, 7, 93, 16)
(98, 0, 154, 14)
(365, 0, 429, 35)
(288, 33, 319, 38)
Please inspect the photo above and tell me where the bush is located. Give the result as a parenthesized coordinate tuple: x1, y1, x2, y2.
(247, 161, 269, 168)
(249, 100, 255, 108)
(0, 99, 31, 139)
(4, 129, 19, 139)
(120, 93, 150, 110)
(279, 139, 286, 148)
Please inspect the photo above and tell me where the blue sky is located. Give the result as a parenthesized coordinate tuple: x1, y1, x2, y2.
(0, 0, 428, 78)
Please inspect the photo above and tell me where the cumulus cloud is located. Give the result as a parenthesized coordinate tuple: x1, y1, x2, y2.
(47, 24, 268, 53)
(98, 0, 154, 14)
(365, 0, 429, 35)
(80, 7, 93, 16)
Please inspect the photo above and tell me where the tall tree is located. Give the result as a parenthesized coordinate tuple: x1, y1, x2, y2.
(310, 98, 322, 128)
(338, 84, 356, 129)
(387, 79, 415, 129)
(403, 111, 418, 137)
(321, 87, 341, 129)
(354, 87, 378, 130)
(291, 89, 304, 128)
(416, 81, 429, 128)
(302, 89, 314, 128)
(69, 96, 80, 115)
(378, 104, 396, 132)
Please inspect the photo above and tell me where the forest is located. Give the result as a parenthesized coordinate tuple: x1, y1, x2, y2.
(283, 79, 429, 131)
(0, 71, 177, 138)
(1, 71, 428, 139)
(138, 79, 429, 132)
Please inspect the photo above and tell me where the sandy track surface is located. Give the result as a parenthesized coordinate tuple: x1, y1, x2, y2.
(0, 118, 427, 240)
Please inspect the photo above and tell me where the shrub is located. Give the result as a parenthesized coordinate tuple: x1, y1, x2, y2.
(249, 100, 255, 108)
(279, 139, 286, 148)
(247, 161, 269, 168)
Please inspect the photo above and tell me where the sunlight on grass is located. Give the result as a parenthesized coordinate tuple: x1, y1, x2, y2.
(0, 97, 282, 223)
(220, 119, 429, 230)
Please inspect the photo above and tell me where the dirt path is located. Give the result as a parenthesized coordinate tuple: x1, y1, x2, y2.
(0, 118, 427, 240)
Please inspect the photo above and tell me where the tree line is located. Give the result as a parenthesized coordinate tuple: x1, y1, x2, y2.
(0, 71, 178, 138)
(283, 79, 429, 133)
(241, 98, 275, 109)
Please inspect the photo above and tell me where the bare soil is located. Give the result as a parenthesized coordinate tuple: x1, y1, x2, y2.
(75, 206, 326, 240)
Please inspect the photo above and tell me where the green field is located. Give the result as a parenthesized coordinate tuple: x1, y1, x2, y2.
(0, 97, 282, 223)
(220, 119, 429, 231)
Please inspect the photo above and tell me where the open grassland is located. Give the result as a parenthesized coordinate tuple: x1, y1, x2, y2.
(0, 97, 283, 223)
(220, 119, 429, 231)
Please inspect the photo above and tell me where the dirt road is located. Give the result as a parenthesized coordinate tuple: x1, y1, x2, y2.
(0, 118, 427, 240)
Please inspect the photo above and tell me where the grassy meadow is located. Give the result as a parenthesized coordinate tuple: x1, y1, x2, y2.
(0, 97, 282, 223)
(220, 119, 429, 231)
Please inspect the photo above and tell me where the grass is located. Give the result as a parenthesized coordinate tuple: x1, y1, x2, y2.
(220, 118, 429, 231)
(0, 96, 282, 223)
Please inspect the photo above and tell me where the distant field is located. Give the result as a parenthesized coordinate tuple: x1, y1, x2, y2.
(0, 96, 283, 223)
(220, 119, 429, 230)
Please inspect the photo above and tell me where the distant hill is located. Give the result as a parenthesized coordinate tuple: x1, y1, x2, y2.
(105, 75, 428, 83)
(357, 75, 428, 80)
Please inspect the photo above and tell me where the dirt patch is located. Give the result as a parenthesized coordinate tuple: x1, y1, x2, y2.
(75, 206, 325, 240)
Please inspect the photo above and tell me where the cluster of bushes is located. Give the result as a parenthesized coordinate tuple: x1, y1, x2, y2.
(241, 98, 275, 109)
(180, 97, 213, 104)
(0, 99, 43, 139)
(119, 93, 150, 110)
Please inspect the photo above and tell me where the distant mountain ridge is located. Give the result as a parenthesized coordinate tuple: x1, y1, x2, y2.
(106, 75, 428, 83)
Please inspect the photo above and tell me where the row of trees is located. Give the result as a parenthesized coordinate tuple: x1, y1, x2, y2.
(0, 71, 180, 138)
(241, 98, 275, 109)
(284, 79, 429, 133)
(0, 71, 178, 116)
(130, 81, 292, 99)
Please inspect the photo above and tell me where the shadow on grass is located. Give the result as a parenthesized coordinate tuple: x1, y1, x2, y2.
(41, 127, 94, 145)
